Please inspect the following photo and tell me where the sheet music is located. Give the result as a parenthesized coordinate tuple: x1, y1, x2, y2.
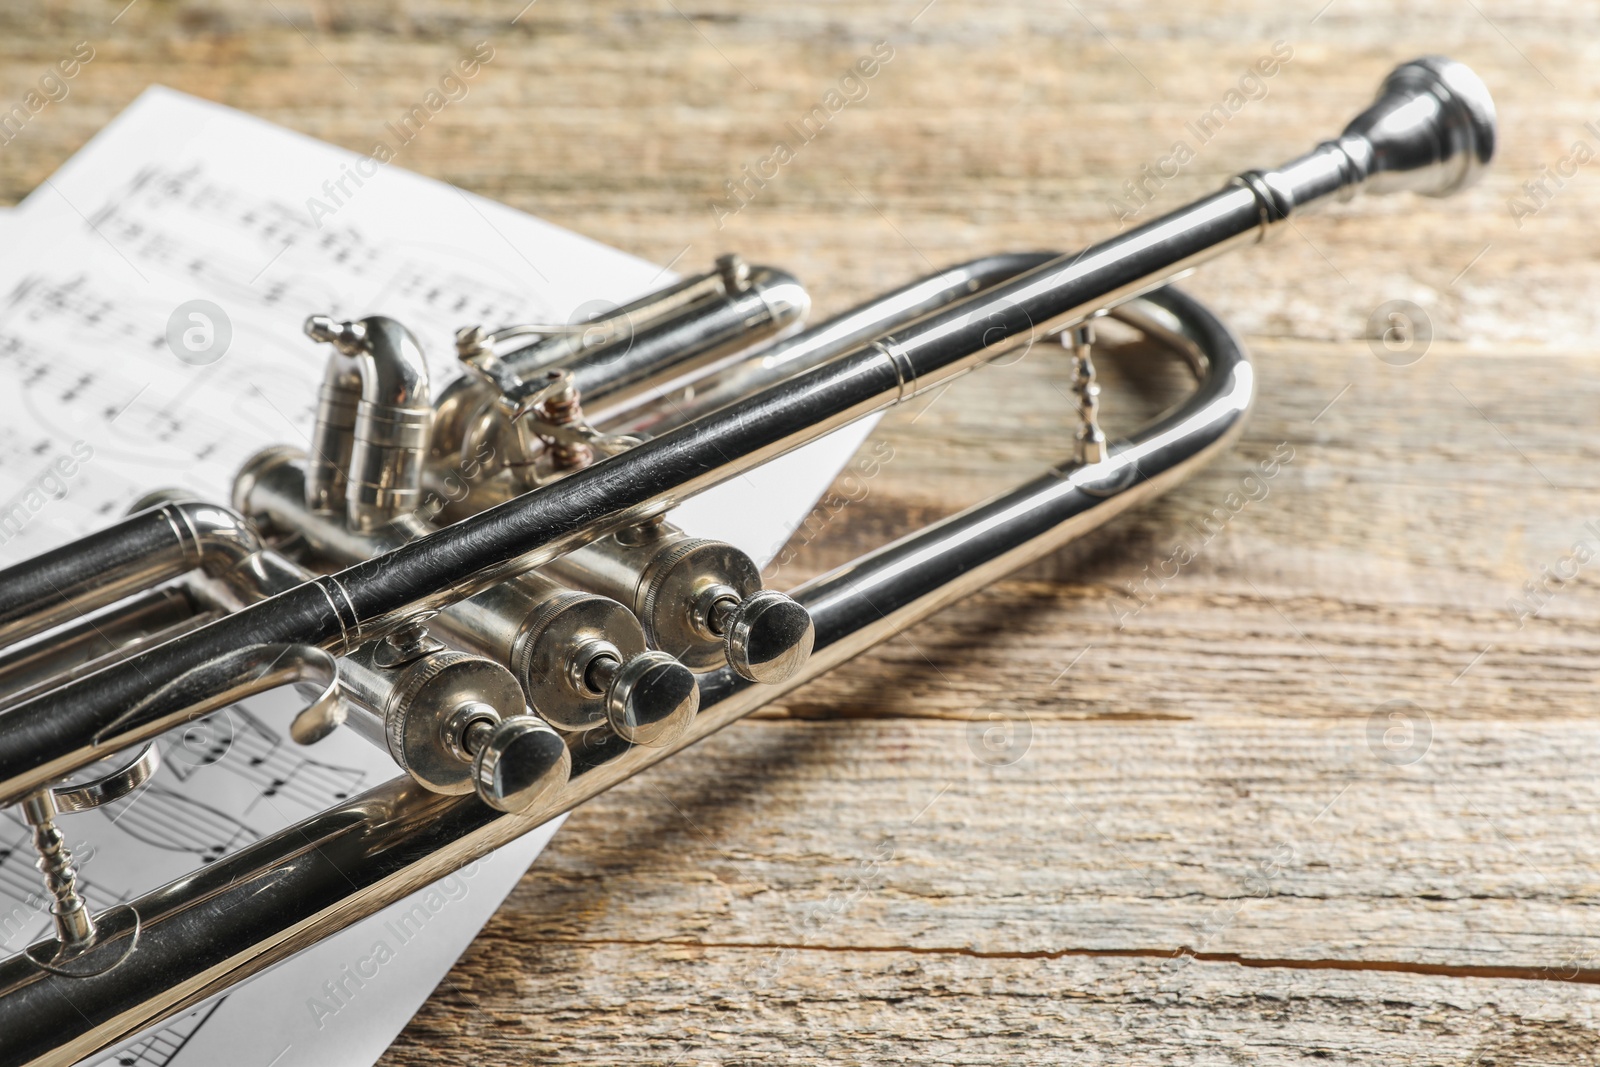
(0, 87, 875, 1065)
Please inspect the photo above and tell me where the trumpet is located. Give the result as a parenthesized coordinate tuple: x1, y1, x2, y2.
(0, 57, 1495, 1065)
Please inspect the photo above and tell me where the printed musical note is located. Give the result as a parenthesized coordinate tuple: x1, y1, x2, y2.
(101, 786, 260, 865)
(161, 707, 368, 815)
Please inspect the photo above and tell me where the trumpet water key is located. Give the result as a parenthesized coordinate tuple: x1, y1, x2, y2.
(0, 57, 1495, 1065)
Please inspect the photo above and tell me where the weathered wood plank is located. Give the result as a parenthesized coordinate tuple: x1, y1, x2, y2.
(441, 717, 1600, 970)
(382, 944, 1600, 1066)
(0, 2, 1591, 344)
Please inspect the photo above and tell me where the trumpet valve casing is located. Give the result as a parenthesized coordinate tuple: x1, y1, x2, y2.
(338, 636, 569, 811)
(440, 574, 699, 745)
(547, 521, 815, 683)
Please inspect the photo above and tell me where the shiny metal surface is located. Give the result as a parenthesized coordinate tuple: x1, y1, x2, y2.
(499, 260, 807, 411)
(1338, 56, 1495, 198)
(440, 257, 811, 476)
(0, 59, 1495, 1066)
(234, 449, 703, 741)
(470, 714, 572, 814)
(544, 523, 815, 680)
(338, 639, 549, 801)
(196, 532, 572, 807)
(442, 577, 649, 730)
(455, 254, 777, 393)
(16, 743, 159, 970)
(597, 649, 699, 745)
(0, 586, 203, 705)
(46, 743, 161, 816)
(0, 500, 257, 647)
(605, 252, 1058, 439)
(721, 589, 816, 685)
(110, 640, 343, 752)
(304, 314, 433, 532)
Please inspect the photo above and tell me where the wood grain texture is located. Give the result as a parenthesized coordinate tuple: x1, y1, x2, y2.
(3, 0, 1598, 1062)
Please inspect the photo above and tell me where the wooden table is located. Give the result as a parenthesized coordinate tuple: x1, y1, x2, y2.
(4, 1, 1598, 1062)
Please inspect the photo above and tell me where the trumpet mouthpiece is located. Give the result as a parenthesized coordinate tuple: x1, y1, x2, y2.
(1341, 56, 1496, 198)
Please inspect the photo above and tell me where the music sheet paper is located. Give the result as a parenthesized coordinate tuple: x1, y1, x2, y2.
(0, 87, 876, 1065)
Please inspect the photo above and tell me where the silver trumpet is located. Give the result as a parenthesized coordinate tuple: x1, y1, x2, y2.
(0, 57, 1494, 1065)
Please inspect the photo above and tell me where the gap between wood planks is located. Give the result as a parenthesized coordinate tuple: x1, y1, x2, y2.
(511, 935, 1600, 986)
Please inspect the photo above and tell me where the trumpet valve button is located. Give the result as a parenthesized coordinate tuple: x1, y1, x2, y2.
(724, 590, 815, 685)
(471, 716, 571, 814)
(606, 651, 699, 747)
